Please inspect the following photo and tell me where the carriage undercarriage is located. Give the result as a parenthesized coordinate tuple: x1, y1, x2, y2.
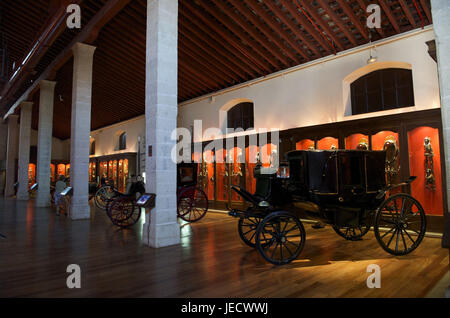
(228, 150, 427, 265)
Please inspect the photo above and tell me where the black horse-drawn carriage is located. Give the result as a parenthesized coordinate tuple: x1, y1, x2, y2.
(229, 150, 427, 265)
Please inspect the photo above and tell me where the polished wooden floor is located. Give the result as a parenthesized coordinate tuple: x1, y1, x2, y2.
(0, 198, 448, 298)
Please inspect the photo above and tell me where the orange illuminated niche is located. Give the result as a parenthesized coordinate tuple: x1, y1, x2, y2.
(296, 139, 315, 150)
(28, 164, 36, 188)
(317, 137, 338, 150)
(345, 133, 369, 150)
(408, 126, 443, 216)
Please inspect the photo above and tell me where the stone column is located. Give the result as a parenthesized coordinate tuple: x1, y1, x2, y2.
(17, 102, 33, 200)
(35, 80, 56, 207)
(431, 1, 450, 250)
(4, 115, 19, 197)
(143, 0, 180, 248)
(70, 42, 96, 220)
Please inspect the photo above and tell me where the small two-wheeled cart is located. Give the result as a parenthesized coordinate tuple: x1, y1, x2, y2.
(176, 162, 209, 222)
(229, 150, 427, 265)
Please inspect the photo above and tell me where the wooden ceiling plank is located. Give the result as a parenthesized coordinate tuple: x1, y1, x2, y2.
(179, 33, 241, 83)
(221, 0, 296, 66)
(282, 0, 333, 54)
(336, 0, 369, 41)
(298, 0, 346, 51)
(419, 0, 432, 23)
(398, 0, 418, 28)
(246, 0, 311, 60)
(179, 16, 256, 78)
(193, 1, 279, 71)
(180, 2, 265, 75)
(378, 0, 401, 33)
(262, 0, 321, 58)
(229, 0, 301, 63)
(315, 0, 358, 46)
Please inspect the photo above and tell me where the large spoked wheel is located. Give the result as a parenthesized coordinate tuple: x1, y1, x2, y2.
(333, 222, 371, 241)
(238, 216, 269, 248)
(108, 198, 141, 228)
(374, 193, 426, 256)
(177, 187, 208, 222)
(95, 186, 115, 210)
(255, 211, 306, 265)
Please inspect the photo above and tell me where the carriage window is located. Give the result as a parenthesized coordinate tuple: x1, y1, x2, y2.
(118, 132, 127, 150)
(351, 68, 414, 115)
(227, 102, 254, 131)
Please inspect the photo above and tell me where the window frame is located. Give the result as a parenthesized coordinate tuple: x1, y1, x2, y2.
(350, 68, 415, 115)
(227, 102, 254, 131)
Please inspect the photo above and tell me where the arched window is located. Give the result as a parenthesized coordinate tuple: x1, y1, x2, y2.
(118, 132, 127, 150)
(351, 68, 414, 115)
(89, 139, 96, 155)
(227, 102, 254, 131)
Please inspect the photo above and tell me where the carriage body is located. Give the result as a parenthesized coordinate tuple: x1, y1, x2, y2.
(229, 149, 427, 265)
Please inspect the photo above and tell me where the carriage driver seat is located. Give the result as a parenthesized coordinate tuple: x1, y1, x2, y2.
(230, 165, 274, 207)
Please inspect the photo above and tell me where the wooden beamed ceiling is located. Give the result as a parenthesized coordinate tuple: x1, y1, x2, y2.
(1, 0, 432, 139)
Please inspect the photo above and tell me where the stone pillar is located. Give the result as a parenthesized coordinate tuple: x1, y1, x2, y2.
(17, 102, 33, 200)
(4, 115, 19, 197)
(431, 1, 450, 249)
(35, 80, 56, 207)
(70, 42, 96, 220)
(143, 0, 180, 248)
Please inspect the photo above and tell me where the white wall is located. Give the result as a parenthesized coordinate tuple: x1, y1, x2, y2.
(89, 115, 146, 158)
(178, 27, 441, 142)
(30, 129, 70, 161)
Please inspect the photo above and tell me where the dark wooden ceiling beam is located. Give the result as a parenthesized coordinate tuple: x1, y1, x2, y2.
(336, 0, 369, 41)
(179, 34, 241, 83)
(179, 43, 233, 85)
(419, 0, 432, 23)
(179, 15, 256, 78)
(179, 25, 247, 81)
(245, 0, 310, 61)
(281, 0, 333, 55)
(3, 0, 133, 118)
(297, 0, 346, 51)
(316, 0, 358, 46)
(378, 0, 401, 33)
(398, 0, 418, 28)
(220, 0, 295, 66)
(228, 0, 301, 63)
(180, 2, 265, 75)
(262, 0, 322, 57)
(198, 1, 280, 70)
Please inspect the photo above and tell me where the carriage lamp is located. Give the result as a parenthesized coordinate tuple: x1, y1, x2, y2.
(258, 201, 270, 207)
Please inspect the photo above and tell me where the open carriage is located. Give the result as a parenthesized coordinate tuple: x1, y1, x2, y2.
(229, 150, 427, 265)
(177, 162, 209, 222)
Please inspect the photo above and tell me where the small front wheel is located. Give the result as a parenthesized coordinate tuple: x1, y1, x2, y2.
(177, 187, 208, 222)
(374, 193, 426, 255)
(255, 211, 306, 265)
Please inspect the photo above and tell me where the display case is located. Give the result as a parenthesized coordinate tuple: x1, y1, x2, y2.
(372, 131, 400, 185)
(345, 133, 369, 150)
(317, 137, 338, 150)
(408, 126, 443, 216)
(296, 139, 315, 150)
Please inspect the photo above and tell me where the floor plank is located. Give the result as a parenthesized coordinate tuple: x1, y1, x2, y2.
(0, 198, 448, 297)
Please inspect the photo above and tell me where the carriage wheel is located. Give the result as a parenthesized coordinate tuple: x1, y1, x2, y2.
(177, 187, 208, 222)
(255, 211, 306, 265)
(95, 186, 114, 210)
(109, 198, 141, 228)
(374, 193, 426, 256)
(238, 216, 265, 248)
(333, 222, 371, 241)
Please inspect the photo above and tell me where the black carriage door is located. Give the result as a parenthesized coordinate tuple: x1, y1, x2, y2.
(339, 152, 365, 200)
